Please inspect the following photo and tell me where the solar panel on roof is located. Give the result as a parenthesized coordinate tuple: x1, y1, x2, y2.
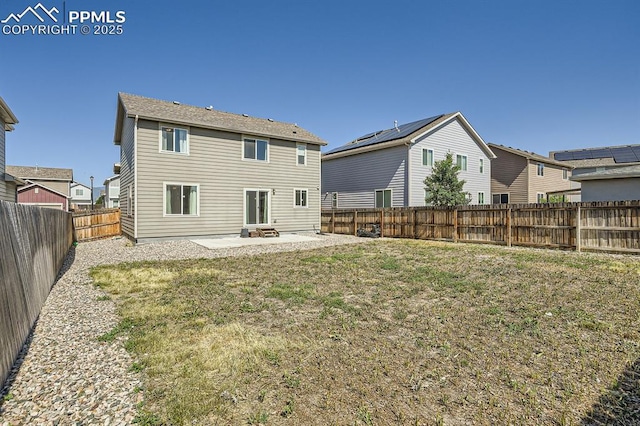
(325, 114, 444, 155)
(553, 152, 575, 161)
(631, 147, 640, 161)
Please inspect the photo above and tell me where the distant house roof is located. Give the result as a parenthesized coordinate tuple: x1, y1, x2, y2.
(324, 112, 496, 159)
(17, 182, 70, 199)
(0, 96, 18, 131)
(71, 181, 91, 190)
(114, 93, 327, 146)
(551, 144, 640, 166)
(103, 175, 120, 185)
(570, 164, 640, 181)
(488, 144, 572, 168)
(6, 165, 73, 181)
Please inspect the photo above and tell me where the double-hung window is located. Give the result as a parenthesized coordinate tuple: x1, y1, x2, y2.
(297, 144, 307, 165)
(537, 163, 544, 176)
(422, 149, 434, 167)
(294, 189, 308, 208)
(456, 154, 468, 171)
(161, 126, 188, 153)
(562, 169, 568, 180)
(537, 193, 545, 203)
(375, 189, 392, 208)
(245, 190, 270, 225)
(165, 184, 198, 216)
(478, 192, 485, 204)
(244, 138, 268, 161)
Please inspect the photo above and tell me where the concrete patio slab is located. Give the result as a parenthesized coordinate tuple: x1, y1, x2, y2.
(191, 234, 318, 249)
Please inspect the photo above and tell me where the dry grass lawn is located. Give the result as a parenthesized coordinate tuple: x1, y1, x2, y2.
(90, 239, 640, 425)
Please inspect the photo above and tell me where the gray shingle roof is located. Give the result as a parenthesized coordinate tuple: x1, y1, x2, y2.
(488, 144, 572, 168)
(6, 165, 73, 181)
(570, 164, 640, 181)
(115, 93, 326, 145)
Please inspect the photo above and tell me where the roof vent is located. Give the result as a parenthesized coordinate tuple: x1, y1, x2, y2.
(205, 105, 213, 110)
(267, 118, 274, 122)
(242, 113, 249, 117)
(394, 120, 400, 132)
(173, 101, 180, 105)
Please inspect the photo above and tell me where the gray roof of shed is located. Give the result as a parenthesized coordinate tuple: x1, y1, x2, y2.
(6, 165, 73, 181)
(114, 93, 326, 145)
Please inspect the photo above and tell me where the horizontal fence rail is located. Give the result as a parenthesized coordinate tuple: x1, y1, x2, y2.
(0, 201, 74, 387)
(321, 201, 640, 254)
(72, 208, 121, 242)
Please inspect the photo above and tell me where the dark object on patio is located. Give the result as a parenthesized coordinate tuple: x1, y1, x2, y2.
(357, 224, 381, 238)
(240, 228, 249, 238)
(313, 224, 325, 235)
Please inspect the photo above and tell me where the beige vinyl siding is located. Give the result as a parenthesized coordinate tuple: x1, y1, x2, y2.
(527, 161, 572, 202)
(0, 122, 10, 202)
(490, 147, 529, 204)
(119, 117, 136, 238)
(321, 145, 406, 209)
(25, 180, 69, 196)
(135, 120, 321, 239)
(410, 118, 492, 205)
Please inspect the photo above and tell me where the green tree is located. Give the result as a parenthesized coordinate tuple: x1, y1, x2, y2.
(424, 152, 470, 206)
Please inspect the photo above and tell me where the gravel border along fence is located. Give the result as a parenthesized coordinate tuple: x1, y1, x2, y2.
(0, 233, 362, 425)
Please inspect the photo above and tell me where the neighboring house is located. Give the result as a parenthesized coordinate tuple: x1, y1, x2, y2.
(570, 165, 640, 202)
(17, 182, 69, 210)
(0, 96, 19, 202)
(113, 93, 327, 242)
(321, 112, 496, 209)
(489, 144, 574, 204)
(104, 175, 120, 208)
(7, 165, 73, 197)
(69, 182, 92, 210)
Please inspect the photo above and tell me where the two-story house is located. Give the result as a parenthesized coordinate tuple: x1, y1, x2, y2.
(488, 144, 574, 204)
(0, 96, 19, 202)
(321, 112, 496, 209)
(70, 182, 92, 210)
(103, 175, 120, 208)
(7, 165, 73, 211)
(113, 93, 327, 243)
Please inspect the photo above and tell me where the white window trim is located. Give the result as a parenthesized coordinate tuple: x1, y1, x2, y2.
(242, 136, 270, 163)
(293, 188, 309, 208)
(492, 193, 509, 204)
(331, 192, 338, 209)
(296, 143, 307, 166)
(243, 188, 271, 227)
(537, 163, 544, 177)
(374, 188, 393, 208)
(456, 153, 468, 171)
(163, 182, 200, 217)
(158, 123, 190, 155)
(536, 192, 546, 203)
(422, 148, 434, 167)
(562, 169, 568, 180)
(478, 191, 485, 204)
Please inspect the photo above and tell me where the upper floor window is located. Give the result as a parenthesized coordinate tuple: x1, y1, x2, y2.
(537, 163, 544, 176)
(297, 144, 307, 165)
(479, 158, 484, 174)
(75, 189, 83, 196)
(161, 126, 188, 153)
(244, 138, 268, 161)
(422, 149, 434, 167)
(562, 169, 568, 180)
(456, 154, 468, 171)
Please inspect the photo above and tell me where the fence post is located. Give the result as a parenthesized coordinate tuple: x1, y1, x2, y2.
(413, 208, 418, 239)
(453, 208, 458, 243)
(506, 207, 512, 247)
(331, 209, 335, 234)
(576, 205, 581, 252)
(354, 210, 358, 236)
(380, 209, 384, 238)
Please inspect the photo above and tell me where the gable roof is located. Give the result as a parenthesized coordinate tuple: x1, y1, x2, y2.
(488, 144, 572, 168)
(0, 96, 18, 131)
(323, 112, 496, 160)
(103, 175, 120, 185)
(570, 164, 640, 181)
(6, 165, 73, 181)
(70, 182, 91, 190)
(17, 182, 70, 199)
(114, 93, 326, 146)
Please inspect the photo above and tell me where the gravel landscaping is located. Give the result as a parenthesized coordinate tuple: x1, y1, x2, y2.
(0, 233, 362, 425)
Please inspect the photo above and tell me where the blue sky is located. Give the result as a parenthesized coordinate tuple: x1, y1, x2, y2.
(1, 0, 638, 187)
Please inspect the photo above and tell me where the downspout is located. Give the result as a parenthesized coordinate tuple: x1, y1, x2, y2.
(134, 114, 139, 241)
(405, 139, 412, 207)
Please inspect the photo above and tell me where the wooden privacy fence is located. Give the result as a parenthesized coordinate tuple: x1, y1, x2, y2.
(72, 208, 121, 241)
(321, 201, 640, 254)
(0, 201, 74, 387)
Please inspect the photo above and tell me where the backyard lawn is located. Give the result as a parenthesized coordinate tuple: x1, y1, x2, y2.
(90, 239, 640, 425)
